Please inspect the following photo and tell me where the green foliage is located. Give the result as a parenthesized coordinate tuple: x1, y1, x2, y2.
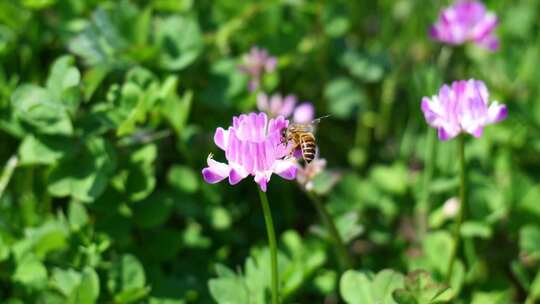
(340, 269, 404, 304)
(0, 0, 538, 303)
(392, 270, 453, 304)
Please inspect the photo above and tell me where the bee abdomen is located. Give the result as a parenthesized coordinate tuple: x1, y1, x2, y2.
(300, 134, 316, 163)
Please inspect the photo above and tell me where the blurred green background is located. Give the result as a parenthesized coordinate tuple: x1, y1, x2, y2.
(0, 0, 539, 303)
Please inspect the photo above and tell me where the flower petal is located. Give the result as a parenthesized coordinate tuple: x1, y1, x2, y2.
(214, 127, 229, 151)
(279, 95, 297, 118)
(487, 102, 507, 124)
(254, 171, 272, 192)
(202, 158, 230, 184)
(472, 13, 498, 43)
(272, 159, 297, 180)
(438, 126, 459, 141)
(229, 163, 249, 185)
(421, 97, 440, 127)
(477, 34, 499, 51)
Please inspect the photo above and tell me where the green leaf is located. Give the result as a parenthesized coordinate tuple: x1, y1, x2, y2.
(471, 290, 512, 304)
(155, 15, 203, 70)
(423, 231, 454, 275)
(340, 270, 374, 304)
(133, 191, 174, 229)
(370, 163, 408, 195)
(520, 225, 540, 260)
(372, 270, 405, 304)
(108, 254, 147, 298)
(210, 206, 232, 230)
(25, 220, 69, 259)
(11, 84, 73, 135)
(48, 137, 116, 203)
(208, 276, 250, 304)
(461, 221, 492, 239)
(13, 255, 47, 286)
(46, 55, 81, 105)
(340, 50, 386, 83)
(167, 165, 199, 193)
(114, 287, 151, 304)
(68, 201, 89, 231)
(74, 267, 100, 304)
(312, 171, 341, 195)
(82, 65, 110, 101)
(340, 269, 404, 304)
(18, 135, 73, 165)
(325, 78, 367, 119)
(51, 268, 81, 297)
(122, 144, 157, 202)
(163, 87, 192, 136)
(200, 58, 247, 108)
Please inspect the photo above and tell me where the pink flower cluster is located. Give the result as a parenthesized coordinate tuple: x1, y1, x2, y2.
(421, 79, 507, 141)
(238, 47, 277, 92)
(257, 93, 315, 124)
(202, 113, 297, 192)
(430, 0, 499, 51)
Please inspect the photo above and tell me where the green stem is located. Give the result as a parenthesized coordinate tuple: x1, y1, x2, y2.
(258, 189, 279, 304)
(308, 192, 353, 270)
(447, 135, 466, 283)
(416, 128, 436, 239)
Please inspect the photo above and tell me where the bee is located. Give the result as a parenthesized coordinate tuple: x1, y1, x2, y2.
(280, 115, 330, 164)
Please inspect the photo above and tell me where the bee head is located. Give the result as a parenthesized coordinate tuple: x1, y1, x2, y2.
(280, 127, 287, 140)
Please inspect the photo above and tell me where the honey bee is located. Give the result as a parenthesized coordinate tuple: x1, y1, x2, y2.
(281, 115, 330, 164)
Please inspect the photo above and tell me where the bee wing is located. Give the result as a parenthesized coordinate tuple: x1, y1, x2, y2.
(289, 123, 314, 132)
(311, 114, 331, 125)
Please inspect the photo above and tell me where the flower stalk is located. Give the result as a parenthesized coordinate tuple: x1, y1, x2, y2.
(447, 135, 467, 283)
(258, 189, 279, 304)
(416, 128, 436, 239)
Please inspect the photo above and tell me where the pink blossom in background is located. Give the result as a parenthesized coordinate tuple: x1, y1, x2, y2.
(430, 0, 499, 51)
(257, 93, 297, 118)
(202, 112, 297, 192)
(238, 47, 277, 92)
(421, 79, 507, 141)
(293, 102, 315, 124)
(257, 93, 316, 124)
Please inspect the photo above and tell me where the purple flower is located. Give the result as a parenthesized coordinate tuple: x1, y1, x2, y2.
(202, 112, 297, 192)
(430, 0, 499, 51)
(238, 47, 277, 92)
(421, 79, 507, 141)
(257, 93, 297, 118)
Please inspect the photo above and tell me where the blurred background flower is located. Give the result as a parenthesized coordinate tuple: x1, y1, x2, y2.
(256, 92, 297, 118)
(238, 46, 277, 91)
(430, 0, 499, 50)
(421, 79, 507, 140)
(293, 102, 316, 124)
(257, 92, 315, 123)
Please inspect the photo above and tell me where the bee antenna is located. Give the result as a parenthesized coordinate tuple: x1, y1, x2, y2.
(312, 114, 331, 124)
